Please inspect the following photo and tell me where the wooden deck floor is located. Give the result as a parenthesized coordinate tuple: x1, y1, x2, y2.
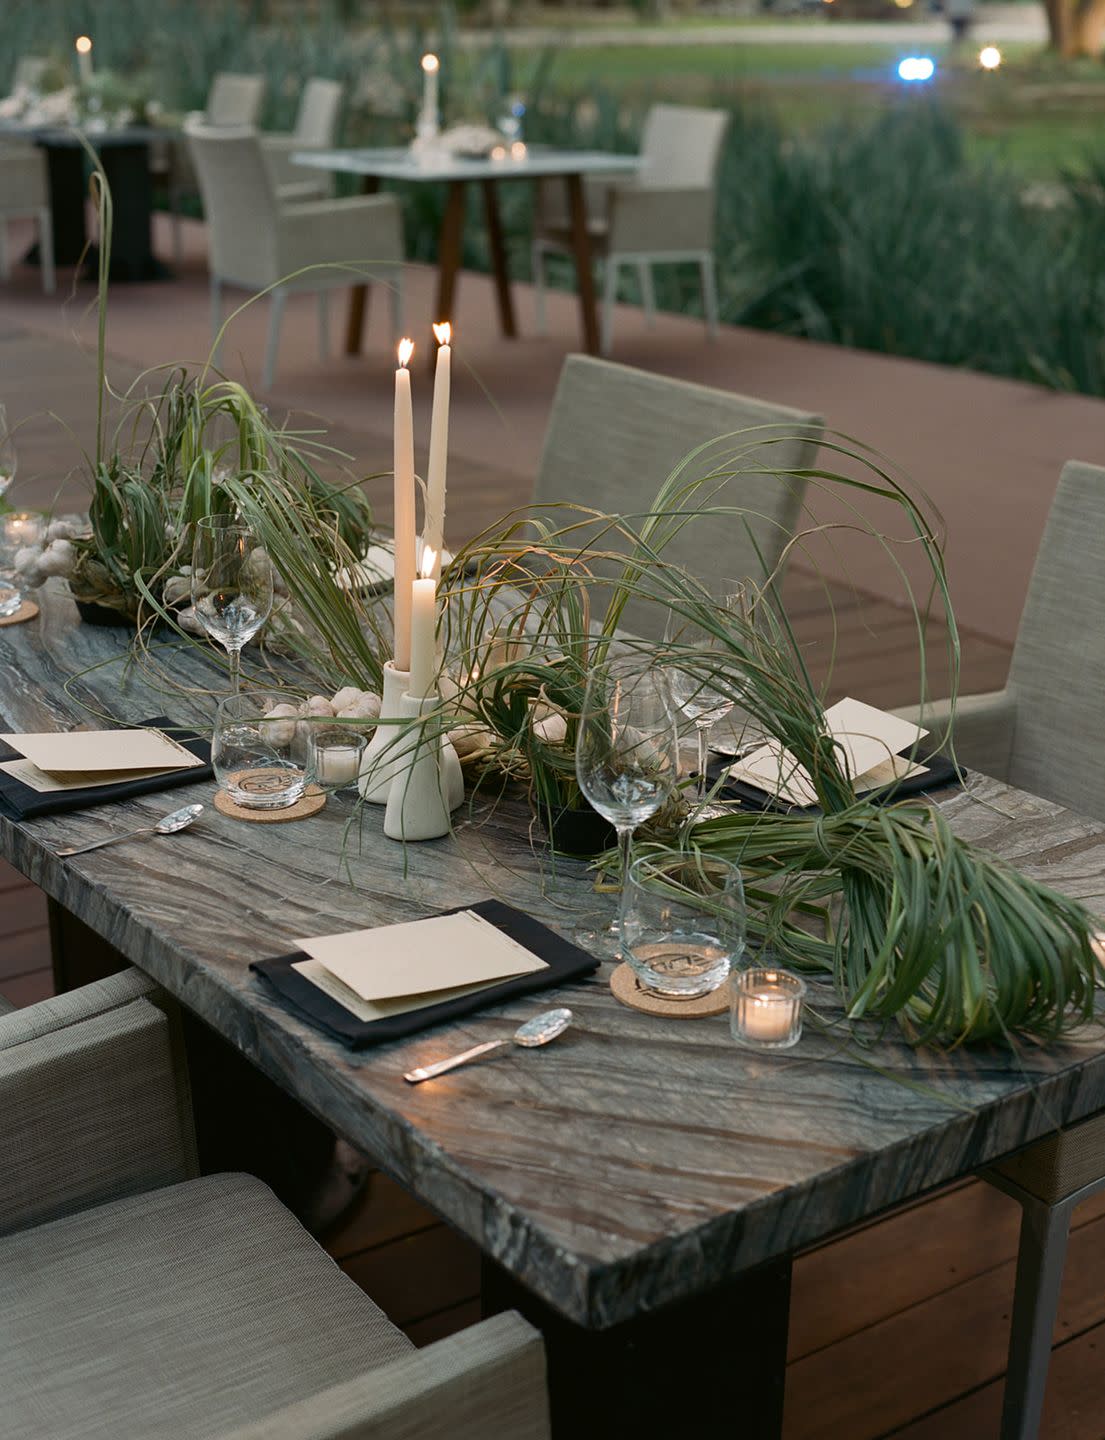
(1, 316, 1090, 1435)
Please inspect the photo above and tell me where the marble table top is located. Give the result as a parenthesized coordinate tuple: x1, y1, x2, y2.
(3, 585, 1105, 1329)
(293, 144, 642, 185)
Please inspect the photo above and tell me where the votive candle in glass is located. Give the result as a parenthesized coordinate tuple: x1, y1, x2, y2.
(308, 727, 367, 791)
(731, 968, 806, 1052)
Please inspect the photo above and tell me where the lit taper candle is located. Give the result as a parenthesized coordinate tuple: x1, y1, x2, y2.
(75, 35, 93, 86)
(409, 546, 438, 700)
(393, 338, 416, 670)
(423, 321, 451, 583)
(420, 53, 440, 132)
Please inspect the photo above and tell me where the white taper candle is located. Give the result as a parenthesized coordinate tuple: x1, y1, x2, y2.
(393, 338, 416, 670)
(424, 322, 451, 583)
(409, 547, 438, 699)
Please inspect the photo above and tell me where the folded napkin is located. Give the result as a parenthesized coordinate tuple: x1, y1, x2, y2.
(251, 898, 600, 1050)
(0, 717, 212, 821)
(706, 748, 965, 814)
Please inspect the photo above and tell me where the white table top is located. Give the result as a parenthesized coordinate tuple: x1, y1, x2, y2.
(293, 144, 641, 184)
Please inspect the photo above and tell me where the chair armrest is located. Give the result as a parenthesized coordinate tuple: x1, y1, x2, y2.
(276, 194, 404, 284)
(0, 148, 47, 210)
(894, 688, 1016, 780)
(221, 1311, 550, 1440)
(607, 186, 714, 255)
(0, 969, 198, 1237)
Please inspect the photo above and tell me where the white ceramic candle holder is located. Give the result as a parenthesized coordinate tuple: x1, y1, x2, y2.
(383, 692, 464, 842)
(359, 660, 411, 804)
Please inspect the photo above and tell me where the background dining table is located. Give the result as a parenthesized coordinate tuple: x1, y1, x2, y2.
(3, 584, 1105, 1438)
(292, 145, 642, 359)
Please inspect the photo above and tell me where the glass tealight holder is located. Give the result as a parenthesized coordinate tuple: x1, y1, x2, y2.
(0, 511, 44, 618)
(730, 968, 806, 1052)
(308, 726, 367, 793)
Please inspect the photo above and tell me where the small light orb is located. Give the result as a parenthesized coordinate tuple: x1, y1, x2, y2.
(897, 55, 936, 82)
(979, 45, 1002, 69)
(421, 53, 439, 74)
(510, 140, 527, 160)
(490, 144, 507, 161)
(75, 35, 92, 54)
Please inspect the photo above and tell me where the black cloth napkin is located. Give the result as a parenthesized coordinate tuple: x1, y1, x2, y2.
(251, 897, 600, 1051)
(0, 716, 212, 821)
(706, 748, 965, 815)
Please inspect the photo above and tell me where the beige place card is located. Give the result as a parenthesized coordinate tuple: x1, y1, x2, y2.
(293, 908, 547, 1003)
(0, 728, 201, 777)
(728, 698, 928, 806)
(292, 957, 507, 1022)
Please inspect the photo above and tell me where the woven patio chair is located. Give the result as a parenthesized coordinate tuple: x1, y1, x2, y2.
(532, 354, 822, 641)
(0, 969, 549, 1439)
(532, 104, 729, 354)
(0, 144, 54, 294)
(187, 123, 403, 389)
(262, 78, 344, 203)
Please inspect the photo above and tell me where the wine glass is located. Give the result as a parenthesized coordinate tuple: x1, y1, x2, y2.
(575, 657, 679, 957)
(0, 404, 17, 501)
(191, 515, 273, 694)
(664, 610, 736, 802)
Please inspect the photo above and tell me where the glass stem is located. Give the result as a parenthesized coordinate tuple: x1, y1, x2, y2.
(696, 724, 709, 802)
(228, 646, 241, 696)
(616, 823, 634, 950)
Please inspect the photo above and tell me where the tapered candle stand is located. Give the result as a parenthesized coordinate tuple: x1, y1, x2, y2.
(383, 692, 464, 842)
(359, 660, 411, 804)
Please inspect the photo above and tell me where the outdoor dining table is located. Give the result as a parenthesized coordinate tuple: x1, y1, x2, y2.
(292, 145, 642, 358)
(4, 585, 1105, 1438)
(0, 121, 172, 281)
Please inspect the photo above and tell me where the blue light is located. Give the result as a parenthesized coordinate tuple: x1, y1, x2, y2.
(897, 56, 936, 81)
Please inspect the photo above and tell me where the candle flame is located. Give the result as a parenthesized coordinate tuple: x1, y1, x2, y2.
(420, 545, 438, 579)
(432, 321, 451, 347)
(421, 52, 439, 73)
(75, 35, 92, 53)
(397, 337, 414, 367)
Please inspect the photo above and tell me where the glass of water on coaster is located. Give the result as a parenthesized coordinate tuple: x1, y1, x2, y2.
(574, 656, 679, 957)
(622, 851, 746, 999)
(213, 690, 312, 811)
(191, 515, 273, 694)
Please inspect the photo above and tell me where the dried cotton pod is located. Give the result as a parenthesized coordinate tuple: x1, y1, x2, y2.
(36, 540, 77, 578)
(331, 686, 364, 713)
(263, 702, 300, 746)
(305, 696, 335, 718)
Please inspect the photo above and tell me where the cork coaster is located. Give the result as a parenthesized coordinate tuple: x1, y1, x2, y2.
(214, 784, 326, 824)
(0, 599, 39, 626)
(610, 963, 730, 1019)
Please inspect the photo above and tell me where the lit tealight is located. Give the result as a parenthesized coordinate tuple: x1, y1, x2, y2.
(897, 55, 936, 82)
(421, 53, 439, 74)
(979, 45, 1002, 70)
(510, 141, 527, 160)
(490, 144, 507, 162)
(75, 35, 92, 54)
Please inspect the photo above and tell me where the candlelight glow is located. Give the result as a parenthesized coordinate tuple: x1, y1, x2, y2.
(421, 53, 439, 74)
(510, 141, 527, 160)
(397, 337, 415, 367)
(978, 45, 1002, 69)
(420, 545, 438, 579)
(490, 145, 507, 161)
(75, 35, 92, 54)
(432, 322, 451, 347)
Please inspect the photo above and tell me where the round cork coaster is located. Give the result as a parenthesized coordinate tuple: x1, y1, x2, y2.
(0, 599, 39, 626)
(214, 784, 326, 824)
(610, 963, 730, 1019)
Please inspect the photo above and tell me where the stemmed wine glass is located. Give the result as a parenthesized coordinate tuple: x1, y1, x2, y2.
(0, 404, 17, 501)
(574, 656, 679, 957)
(664, 610, 737, 802)
(190, 515, 274, 694)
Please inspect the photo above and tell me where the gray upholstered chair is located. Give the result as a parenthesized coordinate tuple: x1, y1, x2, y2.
(0, 969, 550, 1440)
(900, 459, 1105, 822)
(0, 144, 54, 293)
(533, 104, 728, 354)
(187, 124, 404, 389)
(262, 78, 343, 203)
(10, 56, 49, 93)
(531, 354, 822, 641)
(165, 71, 268, 265)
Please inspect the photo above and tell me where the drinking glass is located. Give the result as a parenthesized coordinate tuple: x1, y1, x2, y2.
(213, 690, 312, 810)
(191, 515, 273, 694)
(0, 511, 43, 618)
(0, 404, 16, 500)
(622, 851, 746, 998)
(664, 611, 736, 801)
(575, 658, 679, 956)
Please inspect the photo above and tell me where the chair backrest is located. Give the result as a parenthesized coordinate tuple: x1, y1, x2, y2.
(206, 72, 266, 129)
(186, 124, 278, 285)
(294, 77, 343, 148)
(638, 103, 728, 190)
(12, 56, 48, 92)
(532, 355, 822, 641)
(1004, 459, 1105, 817)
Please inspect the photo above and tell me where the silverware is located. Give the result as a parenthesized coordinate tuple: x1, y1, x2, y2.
(403, 1007, 573, 1084)
(56, 803, 204, 858)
